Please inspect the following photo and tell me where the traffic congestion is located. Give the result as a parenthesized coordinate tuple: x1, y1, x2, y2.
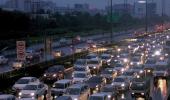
(0, 31, 170, 100)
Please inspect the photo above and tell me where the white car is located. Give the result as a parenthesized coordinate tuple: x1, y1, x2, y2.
(65, 84, 90, 100)
(0, 55, 8, 64)
(100, 54, 112, 65)
(72, 71, 91, 83)
(111, 76, 130, 91)
(18, 82, 48, 99)
(51, 79, 73, 98)
(12, 77, 39, 91)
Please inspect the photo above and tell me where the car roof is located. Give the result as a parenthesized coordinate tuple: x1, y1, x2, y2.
(101, 54, 110, 56)
(56, 96, 72, 100)
(26, 82, 41, 85)
(91, 93, 107, 96)
(73, 71, 87, 74)
(55, 79, 72, 84)
(68, 83, 86, 88)
(20, 77, 36, 80)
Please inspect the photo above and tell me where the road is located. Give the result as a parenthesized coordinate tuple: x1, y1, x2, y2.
(0, 32, 132, 74)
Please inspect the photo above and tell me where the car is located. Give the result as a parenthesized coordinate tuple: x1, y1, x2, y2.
(130, 66, 145, 78)
(18, 82, 48, 99)
(130, 78, 150, 99)
(130, 56, 142, 66)
(53, 50, 64, 58)
(87, 58, 102, 74)
(89, 93, 111, 100)
(12, 77, 39, 92)
(72, 71, 92, 83)
(153, 66, 168, 79)
(86, 76, 106, 94)
(111, 76, 130, 92)
(12, 60, 25, 69)
(100, 68, 117, 83)
(64, 84, 90, 100)
(51, 79, 73, 99)
(100, 85, 117, 100)
(0, 94, 16, 100)
(59, 38, 69, 45)
(113, 63, 126, 75)
(156, 58, 168, 67)
(0, 55, 8, 64)
(55, 95, 72, 100)
(100, 54, 112, 66)
(74, 59, 88, 68)
(43, 65, 65, 81)
(121, 70, 137, 81)
(144, 58, 156, 75)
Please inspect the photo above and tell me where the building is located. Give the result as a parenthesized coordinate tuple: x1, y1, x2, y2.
(4, 0, 43, 13)
(134, 1, 157, 18)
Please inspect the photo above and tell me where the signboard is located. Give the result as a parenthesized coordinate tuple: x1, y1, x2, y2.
(16, 41, 26, 61)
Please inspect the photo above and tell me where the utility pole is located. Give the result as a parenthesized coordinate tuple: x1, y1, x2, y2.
(110, 0, 113, 43)
(145, 0, 148, 33)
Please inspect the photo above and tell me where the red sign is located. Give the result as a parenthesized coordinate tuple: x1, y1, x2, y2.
(16, 41, 26, 60)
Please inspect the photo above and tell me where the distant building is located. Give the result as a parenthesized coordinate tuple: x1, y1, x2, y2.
(134, 1, 157, 18)
(3, 0, 52, 13)
(106, 4, 133, 16)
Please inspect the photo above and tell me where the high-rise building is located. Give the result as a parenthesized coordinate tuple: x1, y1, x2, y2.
(134, 1, 157, 18)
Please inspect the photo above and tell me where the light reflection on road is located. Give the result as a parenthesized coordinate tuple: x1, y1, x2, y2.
(158, 79, 167, 99)
(136, 97, 144, 100)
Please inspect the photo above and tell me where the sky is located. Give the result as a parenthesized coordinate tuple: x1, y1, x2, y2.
(0, 0, 170, 15)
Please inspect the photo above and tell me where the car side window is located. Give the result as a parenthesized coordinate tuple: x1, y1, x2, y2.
(39, 84, 44, 88)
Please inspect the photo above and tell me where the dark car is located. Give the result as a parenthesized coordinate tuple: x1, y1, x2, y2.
(85, 76, 106, 94)
(55, 96, 72, 100)
(130, 78, 150, 99)
(42, 65, 65, 81)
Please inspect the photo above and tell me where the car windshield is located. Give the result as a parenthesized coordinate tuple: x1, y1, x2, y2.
(16, 79, 29, 84)
(88, 77, 102, 83)
(131, 83, 146, 90)
(24, 85, 38, 90)
(101, 87, 113, 92)
(89, 96, 104, 100)
(115, 64, 123, 68)
(74, 73, 86, 78)
(86, 55, 96, 59)
(75, 60, 86, 65)
(74, 67, 86, 71)
(146, 60, 156, 64)
(114, 78, 125, 82)
(101, 70, 112, 74)
(53, 83, 65, 89)
(87, 61, 99, 64)
(132, 58, 139, 62)
(155, 67, 166, 71)
(123, 72, 134, 76)
(66, 88, 80, 95)
(101, 56, 110, 59)
(47, 67, 63, 73)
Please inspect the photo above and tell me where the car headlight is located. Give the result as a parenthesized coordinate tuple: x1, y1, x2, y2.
(30, 93, 35, 96)
(19, 92, 22, 96)
(130, 62, 133, 65)
(121, 83, 125, 87)
(108, 95, 111, 98)
(147, 70, 151, 73)
(137, 62, 140, 65)
(74, 98, 78, 100)
(53, 74, 57, 77)
(121, 68, 125, 72)
(44, 74, 47, 77)
(137, 75, 140, 78)
(132, 92, 134, 95)
(140, 70, 143, 73)
(93, 66, 96, 69)
(141, 93, 144, 95)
